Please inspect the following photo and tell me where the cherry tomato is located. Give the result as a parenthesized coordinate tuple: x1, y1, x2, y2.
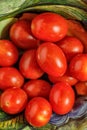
(10, 19, 39, 49)
(69, 54, 87, 81)
(36, 42, 67, 77)
(1, 88, 28, 114)
(19, 13, 38, 21)
(57, 36, 84, 61)
(75, 81, 87, 96)
(49, 82, 75, 115)
(0, 67, 24, 90)
(19, 49, 44, 79)
(23, 79, 51, 99)
(31, 12, 68, 42)
(25, 97, 52, 127)
(48, 70, 78, 86)
(0, 40, 19, 66)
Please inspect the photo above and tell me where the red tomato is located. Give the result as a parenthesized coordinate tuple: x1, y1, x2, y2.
(0, 40, 19, 66)
(69, 54, 87, 81)
(10, 19, 39, 49)
(0, 67, 24, 90)
(19, 13, 38, 21)
(75, 81, 87, 95)
(19, 49, 44, 79)
(57, 36, 84, 61)
(1, 88, 28, 114)
(48, 70, 78, 86)
(31, 12, 68, 42)
(49, 82, 75, 115)
(36, 42, 67, 77)
(23, 79, 51, 99)
(25, 97, 52, 127)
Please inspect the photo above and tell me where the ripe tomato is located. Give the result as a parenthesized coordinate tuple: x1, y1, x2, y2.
(31, 12, 68, 42)
(0, 40, 19, 66)
(57, 36, 84, 61)
(19, 13, 38, 21)
(1, 88, 28, 114)
(75, 81, 87, 96)
(0, 67, 24, 90)
(69, 54, 87, 81)
(19, 49, 44, 79)
(25, 97, 52, 127)
(10, 19, 39, 49)
(36, 42, 67, 77)
(49, 82, 75, 115)
(48, 70, 78, 86)
(23, 79, 51, 99)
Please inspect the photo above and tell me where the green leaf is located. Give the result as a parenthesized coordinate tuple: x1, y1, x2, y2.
(23, 5, 87, 21)
(0, 0, 87, 21)
(0, 110, 29, 130)
(35, 0, 87, 11)
(0, 0, 39, 20)
(0, 17, 17, 39)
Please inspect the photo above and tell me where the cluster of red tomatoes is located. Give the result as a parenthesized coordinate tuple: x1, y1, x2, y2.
(0, 12, 86, 127)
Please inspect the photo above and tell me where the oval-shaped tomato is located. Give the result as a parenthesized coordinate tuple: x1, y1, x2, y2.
(69, 54, 87, 81)
(1, 88, 28, 114)
(25, 97, 52, 127)
(10, 19, 39, 49)
(0, 40, 19, 66)
(49, 82, 75, 115)
(36, 42, 67, 77)
(57, 36, 84, 61)
(48, 71, 78, 86)
(19, 49, 44, 79)
(23, 79, 51, 99)
(0, 67, 24, 90)
(31, 12, 68, 42)
(75, 81, 87, 96)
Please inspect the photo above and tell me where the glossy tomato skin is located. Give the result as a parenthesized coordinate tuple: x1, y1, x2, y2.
(31, 12, 68, 42)
(10, 19, 39, 49)
(36, 42, 67, 77)
(48, 71, 78, 86)
(25, 97, 52, 127)
(0, 40, 19, 66)
(1, 88, 28, 114)
(0, 67, 24, 90)
(49, 82, 75, 115)
(57, 36, 84, 61)
(23, 79, 51, 99)
(75, 81, 87, 95)
(19, 49, 44, 79)
(69, 54, 87, 81)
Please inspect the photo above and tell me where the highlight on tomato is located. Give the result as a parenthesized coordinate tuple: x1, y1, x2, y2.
(49, 81, 75, 115)
(0, 88, 28, 114)
(25, 97, 52, 127)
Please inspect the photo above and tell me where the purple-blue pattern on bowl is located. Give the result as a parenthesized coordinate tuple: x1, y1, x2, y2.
(50, 96, 87, 126)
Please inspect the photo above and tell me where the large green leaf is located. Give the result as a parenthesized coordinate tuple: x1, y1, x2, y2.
(0, 0, 87, 21)
(23, 5, 87, 21)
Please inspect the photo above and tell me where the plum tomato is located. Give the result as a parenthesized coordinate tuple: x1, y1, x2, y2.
(49, 82, 75, 115)
(75, 81, 87, 96)
(19, 49, 44, 79)
(0, 88, 28, 114)
(48, 70, 78, 86)
(0, 40, 19, 66)
(69, 54, 87, 81)
(31, 12, 68, 42)
(36, 42, 67, 77)
(57, 36, 84, 61)
(10, 19, 39, 49)
(0, 67, 24, 90)
(23, 79, 51, 99)
(25, 97, 52, 127)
